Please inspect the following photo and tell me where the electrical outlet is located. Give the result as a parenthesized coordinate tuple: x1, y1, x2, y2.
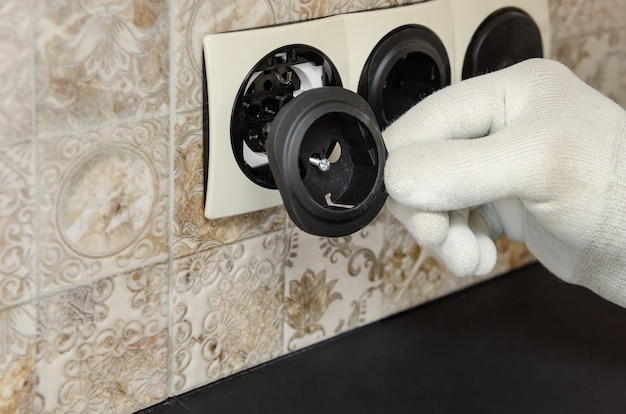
(202, 0, 551, 231)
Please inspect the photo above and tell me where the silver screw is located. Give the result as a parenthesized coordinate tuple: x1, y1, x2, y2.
(309, 157, 331, 172)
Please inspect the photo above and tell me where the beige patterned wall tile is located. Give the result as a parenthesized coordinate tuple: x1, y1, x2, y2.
(381, 213, 509, 318)
(36, 262, 168, 413)
(0, 0, 33, 143)
(278, 0, 422, 23)
(0, 142, 35, 311)
(174, 0, 277, 112)
(174, 0, 423, 112)
(172, 232, 286, 394)
(549, 0, 626, 41)
(0, 303, 39, 414)
(173, 111, 284, 259)
(553, 29, 625, 105)
(283, 214, 385, 352)
(621, 31, 626, 108)
(37, 117, 169, 293)
(381, 214, 458, 317)
(35, 0, 169, 134)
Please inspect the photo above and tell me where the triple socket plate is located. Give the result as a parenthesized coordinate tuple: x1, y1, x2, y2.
(203, 0, 551, 220)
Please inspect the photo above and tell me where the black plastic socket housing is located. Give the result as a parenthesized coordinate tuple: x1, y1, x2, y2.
(267, 87, 387, 237)
(463, 8, 543, 79)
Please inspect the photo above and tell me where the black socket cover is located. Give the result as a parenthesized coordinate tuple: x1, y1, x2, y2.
(359, 25, 450, 128)
(267, 87, 387, 237)
(462, 8, 543, 79)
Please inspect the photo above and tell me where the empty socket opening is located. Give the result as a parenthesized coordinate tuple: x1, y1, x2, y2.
(231, 45, 342, 189)
(358, 25, 450, 128)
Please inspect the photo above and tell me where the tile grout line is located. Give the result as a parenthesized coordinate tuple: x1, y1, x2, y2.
(28, 2, 43, 410)
(30, 0, 37, 145)
(30, 6, 42, 402)
(33, 227, 289, 310)
(167, 0, 176, 402)
(35, 256, 170, 303)
(34, 111, 172, 141)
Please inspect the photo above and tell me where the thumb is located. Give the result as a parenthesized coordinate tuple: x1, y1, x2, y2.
(384, 127, 545, 211)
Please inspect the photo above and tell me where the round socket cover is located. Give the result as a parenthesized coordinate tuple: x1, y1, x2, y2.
(358, 25, 451, 128)
(462, 8, 543, 79)
(267, 87, 387, 237)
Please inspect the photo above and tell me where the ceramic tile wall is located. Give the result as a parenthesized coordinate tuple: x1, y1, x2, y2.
(0, 0, 623, 412)
(551, 0, 626, 106)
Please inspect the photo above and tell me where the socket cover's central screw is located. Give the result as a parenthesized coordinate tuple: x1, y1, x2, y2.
(309, 157, 331, 172)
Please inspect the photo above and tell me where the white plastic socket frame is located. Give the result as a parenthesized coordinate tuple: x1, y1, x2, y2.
(203, 0, 551, 220)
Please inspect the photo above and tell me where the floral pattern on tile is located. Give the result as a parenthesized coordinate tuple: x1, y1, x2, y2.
(172, 232, 286, 394)
(172, 111, 284, 258)
(36, 262, 168, 413)
(0, 0, 33, 143)
(174, 0, 277, 111)
(381, 214, 456, 317)
(553, 29, 625, 106)
(284, 214, 385, 351)
(38, 117, 169, 292)
(0, 142, 35, 310)
(0, 303, 39, 414)
(35, 0, 169, 134)
(549, 0, 626, 41)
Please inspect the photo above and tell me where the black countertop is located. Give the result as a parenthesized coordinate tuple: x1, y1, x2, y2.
(143, 264, 626, 413)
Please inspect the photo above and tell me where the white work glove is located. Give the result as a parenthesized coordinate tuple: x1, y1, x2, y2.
(383, 58, 626, 308)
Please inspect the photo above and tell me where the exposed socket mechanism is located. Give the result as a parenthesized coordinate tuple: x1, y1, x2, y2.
(231, 46, 340, 189)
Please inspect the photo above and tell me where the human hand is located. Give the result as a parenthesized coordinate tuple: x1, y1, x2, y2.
(383, 58, 626, 307)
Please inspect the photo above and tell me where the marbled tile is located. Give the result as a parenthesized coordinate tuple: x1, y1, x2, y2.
(174, 0, 277, 112)
(0, 142, 35, 311)
(621, 32, 626, 108)
(549, 0, 626, 41)
(0, 303, 38, 413)
(267, 0, 419, 24)
(173, 0, 424, 113)
(283, 213, 386, 352)
(35, 0, 169, 134)
(553, 29, 624, 105)
(36, 262, 168, 413)
(37, 117, 169, 293)
(171, 232, 286, 394)
(172, 111, 284, 259)
(0, 0, 33, 143)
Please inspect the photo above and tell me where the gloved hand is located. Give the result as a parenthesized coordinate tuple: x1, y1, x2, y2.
(383, 58, 626, 308)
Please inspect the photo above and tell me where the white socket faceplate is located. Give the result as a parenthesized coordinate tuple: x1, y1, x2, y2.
(203, 0, 551, 220)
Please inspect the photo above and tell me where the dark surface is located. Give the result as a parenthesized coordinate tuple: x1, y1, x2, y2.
(141, 264, 626, 413)
(462, 8, 543, 80)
